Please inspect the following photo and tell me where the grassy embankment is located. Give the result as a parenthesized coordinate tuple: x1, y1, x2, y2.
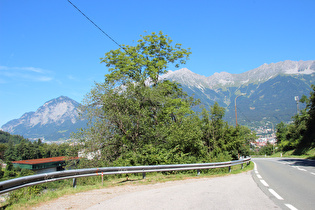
(1, 162, 254, 210)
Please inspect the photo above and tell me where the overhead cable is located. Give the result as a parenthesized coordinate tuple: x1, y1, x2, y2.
(67, 0, 124, 50)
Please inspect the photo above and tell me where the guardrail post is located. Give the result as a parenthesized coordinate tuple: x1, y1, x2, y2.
(241, 163, 244, 169)
(142, 172, 146, 179)
(197, 169, 200, 176)
(73, 178, 77, 188)
(228, 166, 231, 173)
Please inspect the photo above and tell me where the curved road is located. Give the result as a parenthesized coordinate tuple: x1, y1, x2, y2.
(35, 158, 315, 210)
(252, 158, 315, 210)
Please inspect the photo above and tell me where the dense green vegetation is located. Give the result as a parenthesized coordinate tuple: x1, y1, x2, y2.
(0, 131, 77, 162)
(275, 85, 315, 155)
(0, 130, 78, 181)
(75, 31, 256, 168)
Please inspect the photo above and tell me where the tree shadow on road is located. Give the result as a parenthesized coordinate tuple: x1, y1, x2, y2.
(278, 158, 315, 168)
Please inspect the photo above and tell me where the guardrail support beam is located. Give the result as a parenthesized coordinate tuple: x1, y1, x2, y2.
(229, 166, 231, 173)
(197, 169, 200, 176)
(142, 172, 146, 179)
(73, 178, 77, 188)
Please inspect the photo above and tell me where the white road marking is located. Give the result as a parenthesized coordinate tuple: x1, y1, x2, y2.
(311, 172, 315, 176)
(269, 188, 284, 200)
(260, 180, 269, 187)
(254, 160, 301, 209)
(285, 203, 298, 210)
(254, 162, 257, 171)
(292, 166, 307, 172)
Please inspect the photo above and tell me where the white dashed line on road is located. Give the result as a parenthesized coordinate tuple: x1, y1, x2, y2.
(285, 203, 298, 210)
(296, 167, 307, 172)
(254, 161, 299, 210)
(260, 179, 269, 187)
(269, 189, 283, 200)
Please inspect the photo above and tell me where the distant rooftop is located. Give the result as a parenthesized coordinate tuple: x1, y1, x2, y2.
(12, 156, 79, 165)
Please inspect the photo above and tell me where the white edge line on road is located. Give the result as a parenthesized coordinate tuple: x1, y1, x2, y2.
(311, 172, 315, 176)
(257, 174, 262, 179)
(260, 180, 269, 187)
(269, 189, 283, 200)
(297, 168, 307, 172)
(285, 203, 298, 210)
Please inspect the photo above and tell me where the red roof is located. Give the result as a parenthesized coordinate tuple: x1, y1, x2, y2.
(12, 156, 79, 165)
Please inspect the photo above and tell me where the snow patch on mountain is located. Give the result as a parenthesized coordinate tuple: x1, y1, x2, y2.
(163, 60, 315, 89)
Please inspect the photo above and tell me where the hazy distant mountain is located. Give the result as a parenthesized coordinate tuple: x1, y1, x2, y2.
(162, 60, 315, 127)
(1, 96, 86, 141)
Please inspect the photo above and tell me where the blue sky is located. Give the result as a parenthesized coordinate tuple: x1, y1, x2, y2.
(1, 0, 315, 127)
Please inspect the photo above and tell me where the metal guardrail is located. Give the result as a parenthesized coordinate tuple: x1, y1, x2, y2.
(0, 157, 251, 194)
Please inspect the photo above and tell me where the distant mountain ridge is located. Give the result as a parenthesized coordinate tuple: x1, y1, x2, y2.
(162, 60, 315, 127)
(162, 60, 315, 89)
(1, 96, 86, 141)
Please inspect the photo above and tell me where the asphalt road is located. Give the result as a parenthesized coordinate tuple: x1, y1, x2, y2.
(252, 158, 315, 210)
(86, 171, 279, 210)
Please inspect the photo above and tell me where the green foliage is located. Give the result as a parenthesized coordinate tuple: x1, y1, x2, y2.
(102, 31, 191, 86)
(276, 85, 315, 153)
(258, 142, 274, 156)
(2, 134, 78, 162)
(200, 103, 254, 160)
(76, 31, 254, 168)
(0, 130, 26, 144)
(0, 167, 4, 179)
(7, 185, 43, 206)
(6, 161, 13, 171)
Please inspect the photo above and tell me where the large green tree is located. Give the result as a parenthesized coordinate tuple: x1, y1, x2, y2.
(77, 31, 255, 167)
(77, 32, 199, 166)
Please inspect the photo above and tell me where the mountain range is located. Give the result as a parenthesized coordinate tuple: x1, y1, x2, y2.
(1, 96, 86, 141)
(1, 60, 315, 141)
(162, 60, 315, 127)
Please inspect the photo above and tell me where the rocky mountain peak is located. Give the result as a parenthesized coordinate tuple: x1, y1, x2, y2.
(30, 96, 80, 126)
(1, 96, 84, 140)
(163, 60, 315, 89)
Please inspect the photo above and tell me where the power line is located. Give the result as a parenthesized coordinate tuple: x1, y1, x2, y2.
(67, 0, 124, 50)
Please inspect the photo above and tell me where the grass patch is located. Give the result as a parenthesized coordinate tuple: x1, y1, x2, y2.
(1, 162, 253, 209)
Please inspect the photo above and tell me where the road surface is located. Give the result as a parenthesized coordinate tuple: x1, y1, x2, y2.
(35, 171, 279, 210)
(252, 158, 315, 210)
